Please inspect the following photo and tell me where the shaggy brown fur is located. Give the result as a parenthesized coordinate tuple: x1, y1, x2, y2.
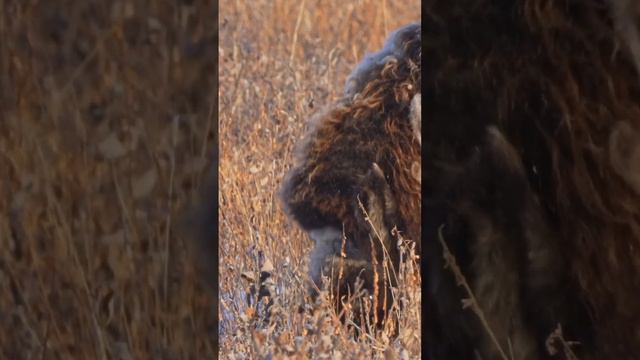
(426, 0, 640, 358)
(279, 24, 421, 323)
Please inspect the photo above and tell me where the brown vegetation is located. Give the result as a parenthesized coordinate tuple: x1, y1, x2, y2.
(0, 1, 216, 358)
(219, 0, 420, 358)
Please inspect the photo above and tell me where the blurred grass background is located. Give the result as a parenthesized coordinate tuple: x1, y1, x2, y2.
(219, 0, 421, 358)
(1, 1, 217, 358)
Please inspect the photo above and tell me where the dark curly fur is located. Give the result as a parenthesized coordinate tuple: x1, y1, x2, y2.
(279, 23, 421, 323)
(426, 1, 640, 358)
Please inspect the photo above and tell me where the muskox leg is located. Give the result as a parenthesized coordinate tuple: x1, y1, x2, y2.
(181, 168, 217, 285)
(429, 126, 598, 359)
(484, 129, 594, 359)
(307, 163, 404, 327)
(354, 163, 404, 324)
(428, 126, 582, 359)
(355, 163, 402, 262)
(178, 167, 219, 349)
(305, 220, 384, 316)
(307, 224, 390, 327)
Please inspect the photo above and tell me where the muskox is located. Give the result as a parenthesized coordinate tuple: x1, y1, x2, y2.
(426, 1, 640, 359)
(279, 23, 421, 324)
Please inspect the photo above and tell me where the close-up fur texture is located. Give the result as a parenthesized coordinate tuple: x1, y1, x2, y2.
(279, 23, 422, 323)
(426, 0, 640, 359)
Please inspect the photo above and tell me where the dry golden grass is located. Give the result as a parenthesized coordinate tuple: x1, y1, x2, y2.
(219, 1, 420, 358)
(1, 1, 216, 358)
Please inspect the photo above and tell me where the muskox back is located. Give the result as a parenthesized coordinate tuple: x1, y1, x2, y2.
(279, 23, 421, 322)
(426, 1, 640, 358)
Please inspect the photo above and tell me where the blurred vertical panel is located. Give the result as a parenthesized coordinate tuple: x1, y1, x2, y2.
(1, 0, 219, 357)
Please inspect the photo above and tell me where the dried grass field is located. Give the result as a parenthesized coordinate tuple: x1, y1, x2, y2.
(1, 1, 217, 359)
(219, 1, 421, 358)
